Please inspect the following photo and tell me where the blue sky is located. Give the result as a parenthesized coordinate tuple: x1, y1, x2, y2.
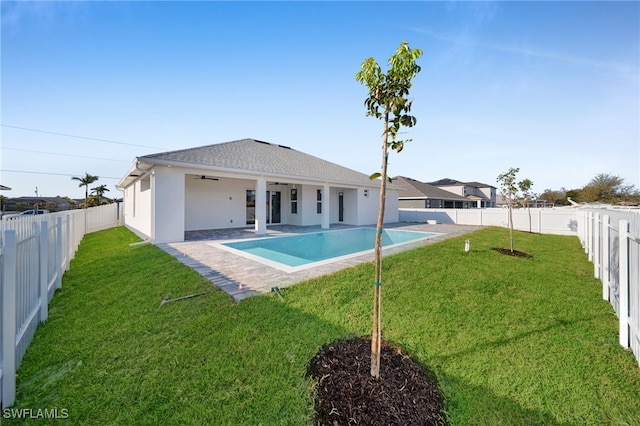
(2, 1, 638, 200)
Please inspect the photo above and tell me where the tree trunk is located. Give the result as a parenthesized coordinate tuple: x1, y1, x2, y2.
(371, 111, 389, 378)
(508, 202, 514, 252)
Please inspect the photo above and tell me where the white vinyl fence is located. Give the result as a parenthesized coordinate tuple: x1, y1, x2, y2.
(580, 209, 640, 367)
(1, 204, 120, 407)
(400, 207, 579, 235)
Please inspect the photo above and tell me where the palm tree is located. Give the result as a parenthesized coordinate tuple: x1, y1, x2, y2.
(91, 184, 110, 198)
(72, 172, 99, 208)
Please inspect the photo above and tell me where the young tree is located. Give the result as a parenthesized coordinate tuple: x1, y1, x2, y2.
(518, 178, 534, 233)
(356, 41, 422, 378)
(497, 167, 519, 252)
(72, 172, 99, 209)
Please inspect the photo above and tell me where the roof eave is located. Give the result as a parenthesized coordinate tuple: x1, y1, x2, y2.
(133, 157, 393, 189)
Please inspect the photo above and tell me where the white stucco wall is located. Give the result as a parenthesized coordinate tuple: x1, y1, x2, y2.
(353, 187, 400, 225)
(328, 188, 359, 225)
(123, 175, 152, 240)
(298, 185, 321, 226)
(153, 167, 185, 243)
(185, 177, 253, 231)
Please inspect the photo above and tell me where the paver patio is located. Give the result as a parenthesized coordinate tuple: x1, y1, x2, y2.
(158, 222, 481, 301)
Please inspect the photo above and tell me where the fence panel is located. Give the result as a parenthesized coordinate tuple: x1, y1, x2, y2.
(0, 203, 119, 407)
(399, 207, 580, 235)
(607, 219, 621, 312)
(15, 229, 41, 371)
(580, 209, 640, 366)
(0, 242, 4, 402)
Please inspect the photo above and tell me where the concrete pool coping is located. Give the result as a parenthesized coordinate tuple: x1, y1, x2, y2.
(157, 222, 482, 301)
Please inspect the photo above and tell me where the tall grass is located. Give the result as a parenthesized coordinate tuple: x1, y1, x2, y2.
(5, 226, 640, 425)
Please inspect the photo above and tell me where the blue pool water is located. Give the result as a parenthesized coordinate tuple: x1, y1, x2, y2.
(222, 228, 435, 268)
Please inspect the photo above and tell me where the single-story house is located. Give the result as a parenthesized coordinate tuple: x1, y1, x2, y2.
(428, 178, 496, 207)
(117, 138, 400, 243)
(393, 176, 473, 208)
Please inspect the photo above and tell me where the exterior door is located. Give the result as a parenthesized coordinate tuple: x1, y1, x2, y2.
(270, 191, 281, 224)
(248, 190, 282, 225)
(338, 192, 344, 222)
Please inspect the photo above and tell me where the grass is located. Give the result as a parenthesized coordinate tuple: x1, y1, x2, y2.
(5, 226, 640, 425)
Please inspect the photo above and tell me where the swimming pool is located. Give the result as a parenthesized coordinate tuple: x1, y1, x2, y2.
(217, 227, 436, 272)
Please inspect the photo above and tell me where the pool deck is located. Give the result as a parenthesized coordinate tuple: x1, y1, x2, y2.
(157, 222, 482, 301)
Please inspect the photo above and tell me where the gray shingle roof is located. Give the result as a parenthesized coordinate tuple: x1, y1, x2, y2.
(137, 139, 377, 186)
(429, 177, 495, 189)
(393, 176, 468, 201)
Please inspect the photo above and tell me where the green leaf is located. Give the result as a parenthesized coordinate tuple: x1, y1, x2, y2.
(369, 172, 382, 180)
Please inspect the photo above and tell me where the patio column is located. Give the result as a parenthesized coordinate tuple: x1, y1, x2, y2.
(255, 177, 267, 235)
(322, 183, 330, 229)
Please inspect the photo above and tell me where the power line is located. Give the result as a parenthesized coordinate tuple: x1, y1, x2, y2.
(0, 169, 121, 180)
(1, 147, 131, 163)
(1, 124, 163, 149)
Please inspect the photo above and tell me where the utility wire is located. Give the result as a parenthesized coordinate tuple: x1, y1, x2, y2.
(0, 169, 121, 180)
(1, 147, 131, 163)
(1, 124, 162, 149)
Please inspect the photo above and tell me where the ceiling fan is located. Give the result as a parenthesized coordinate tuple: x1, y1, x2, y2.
(195, 175, 219, 181)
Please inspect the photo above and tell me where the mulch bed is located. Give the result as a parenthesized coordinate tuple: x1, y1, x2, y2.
(307, 337, 447, 425)
(492, 247, 533, 258)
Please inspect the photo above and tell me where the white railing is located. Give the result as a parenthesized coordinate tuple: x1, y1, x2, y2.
(0, 203, 120, 407)
(581, 209, 640, 366)
(400, 207, 580, 235)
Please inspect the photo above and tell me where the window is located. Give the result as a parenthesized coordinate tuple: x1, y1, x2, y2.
(246, 190, 256, 225)
(316, 189, 322, 214)
(291, 188, 298, 214)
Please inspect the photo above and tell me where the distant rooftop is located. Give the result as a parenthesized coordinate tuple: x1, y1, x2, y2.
(429, 177, 495, 189)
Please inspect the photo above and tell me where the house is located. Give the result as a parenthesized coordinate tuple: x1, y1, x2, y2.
(3, 196, 76, 212)
(117, 139, 400, 243)
(393, 176, 473, 209)
(428, 178, 496, 207)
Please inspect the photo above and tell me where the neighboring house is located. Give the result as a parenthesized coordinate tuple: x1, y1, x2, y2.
(428, 178, 496, 207)
(393, 176, 473, 209)
(117, 138, 401, 243)
(3, 196, 76, 212)
(496, 195, 555, 208)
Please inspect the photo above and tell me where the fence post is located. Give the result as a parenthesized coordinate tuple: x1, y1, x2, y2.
(619, 219, 629, 348)
(2, 230, 17, 407)
(39, 221, 48, 322)
(56, 217, 63, 289)
(65, 214, 71, 271)
(602, 215, 610, 301)
(587, 212, 593, 262)
(538, 209, 542, 233)
(594, 213, 600, 279)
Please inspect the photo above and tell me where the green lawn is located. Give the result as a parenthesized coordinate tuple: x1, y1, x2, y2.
(6, 226, 640, 425)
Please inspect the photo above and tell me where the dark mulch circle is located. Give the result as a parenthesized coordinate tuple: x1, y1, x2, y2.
(492, 247, 533, 258)
(307, 337, 447, 425)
